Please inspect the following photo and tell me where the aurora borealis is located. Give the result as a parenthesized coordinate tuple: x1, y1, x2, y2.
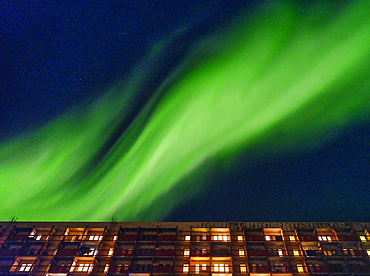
(0, 1, 369, 221)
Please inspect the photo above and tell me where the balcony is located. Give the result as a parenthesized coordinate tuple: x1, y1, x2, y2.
(307, 265, 330, 273)
(191, 249, 211, 257)
(336, 235, 358, 242)
(48, 265, 71, 273)
(247, 249, 268, 257)
(152, 265, 173, 273)
(249, 265, 270, 273)
(56, 248, 78, 257)
(246, 235, 265, 242)
(304, 249, 324, 257)
(155, 249, 175, 257)
(299, 235, 318, 242)
(0, 249, 22, 257)
(118, 234, 137, 242)
(157, 235, 176, 242)
(113, 248, 134, 257)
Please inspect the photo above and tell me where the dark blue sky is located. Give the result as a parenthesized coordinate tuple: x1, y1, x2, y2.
(1, 0, 369, 222)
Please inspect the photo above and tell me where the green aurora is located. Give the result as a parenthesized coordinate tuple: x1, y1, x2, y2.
(0, 1, 369, 221)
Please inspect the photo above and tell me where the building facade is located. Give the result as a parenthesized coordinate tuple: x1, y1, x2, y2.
(0, 221, 369, 276)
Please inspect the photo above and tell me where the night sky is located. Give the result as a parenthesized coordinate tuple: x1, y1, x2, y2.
(0, 0, 369, 222)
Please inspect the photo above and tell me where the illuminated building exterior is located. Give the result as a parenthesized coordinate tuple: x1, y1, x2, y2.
(0, 222, 369, 275)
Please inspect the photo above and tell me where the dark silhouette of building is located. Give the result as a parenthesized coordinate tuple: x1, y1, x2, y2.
(0, 221, 369, 275)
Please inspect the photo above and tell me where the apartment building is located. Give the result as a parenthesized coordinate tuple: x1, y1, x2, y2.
(0, 222, 369, 275)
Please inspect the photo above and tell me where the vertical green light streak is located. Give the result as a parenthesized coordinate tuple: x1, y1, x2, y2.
(0, 1, 369, 220)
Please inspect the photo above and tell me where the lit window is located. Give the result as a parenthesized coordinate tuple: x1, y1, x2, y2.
(238, 235, 243, 242)
(183, 264, 189, 273)
(184, 249, 190, 257)
(265, 235, 271, 241)
(185, 235, 191, 241)
(36, 235, 42, 240)
(278, 249, 283, 256)
(214, 264, 228, 272)
(74, 263, 93, 273)
(202, 264, 207, 270)
(366, 249, 370, 256)
(289, 236, 296, 241)
(202, 235, 207, 240)
(104, 264, 109, 273)
(19, 263, 32, 272)
(29, 229, 36, 238)
(113, 235, 118, 241)
(297, 264, 304, 273)
(239, 249, 245, 256)
(195, 264, 200, 273)
(223, 235, 228, 241)
(89, 235, 102, 241)
(108, 248, 114, 256)
(293, 249, 300, 256)
(318, 235, 331, 242)
(240, 264, 246, 273)
(359, 236, 367, 242)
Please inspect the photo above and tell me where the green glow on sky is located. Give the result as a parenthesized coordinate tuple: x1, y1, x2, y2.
(0, 1, 369, 221)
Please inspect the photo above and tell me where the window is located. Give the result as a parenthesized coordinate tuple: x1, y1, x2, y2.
(214, 264, 229, 272)
(240, 264, 246, 273)
(19, 263, 32, 272)
(108, 248, 114, 256)
(113, 235, 118, 241)
(184, 249, 190, 257)
(359, 236, 367, 242)
(297, 264, 304, 273)
(367, 249, 370, 256)
(104, 264, 109, 273)
(185, 235, 191, 241)
(289, 236, 296, 241)
(183, 264, 189, 273)
(238, 235, 244, 242)
(265, 236, 271, 241)
(213, 235, 228, 241)
(202, 235, 207, 241)
(29, 229, 43, 241)
(75, 263, 93, 273)
(278, 249, 283, 256)
(89, 235, 103, 241)
(318, 235, 332, 242)
(239, 249, 245, 256)
(195, 264, 200, 273)
(293, 249, 300, 256)
(202, 264, 207, 271)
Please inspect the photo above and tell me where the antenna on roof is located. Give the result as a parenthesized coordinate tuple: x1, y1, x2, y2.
(10, 216, 18, 222)
(112, 216, 117, 223)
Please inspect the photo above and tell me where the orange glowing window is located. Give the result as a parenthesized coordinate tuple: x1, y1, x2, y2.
(240, 264, 246, 273)
(183, 264, 189, 273)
